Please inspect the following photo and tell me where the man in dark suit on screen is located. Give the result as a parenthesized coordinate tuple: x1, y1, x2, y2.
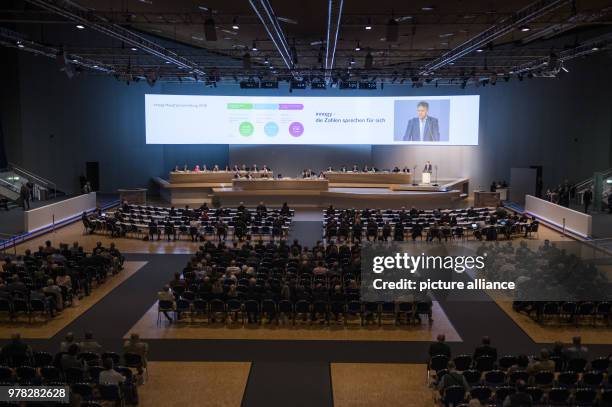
(403, 101, 440, 142)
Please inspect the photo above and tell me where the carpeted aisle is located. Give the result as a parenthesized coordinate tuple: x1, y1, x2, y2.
(241, 361, 333, 407)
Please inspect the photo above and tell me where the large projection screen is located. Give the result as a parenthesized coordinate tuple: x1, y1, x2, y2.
(145, 94, 479, 145)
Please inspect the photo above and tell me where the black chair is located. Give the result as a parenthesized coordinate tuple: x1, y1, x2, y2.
(39, 366, 60, 383)
(64, 367, 86, 384)
(601, 388, 612, 407)
(533, 370, 554, 387)
(453, 355, 472, 372)
(497, 355, 517, 371)
(470, 386, 492, 404)
(428, 355, 449, 384)
(98, 384, 123, 406)
(243, 300, 260, 324)
(574, 388, 597, 406)
(226, 299, 243, 324)
(483, 370, 505, 388)
(294, 300, 311, 324)
(590, 356, 610, 372)
(442, 385, 466, 407)
(580, 370, 603, 388)
(462, 370, 481, 387)
(208, 299, 225, 323)
(175, 298, 191, 321)
(157, 300, 174, 326)
(312, 301, 329, 324)
(508, 370, 529, 386)
(494, 386, 515, 405)
(191, 299, 207, 321)
(261, 300, 278, 324)
(101, 352, 121, 366)
(567, 358, 587, 373)
(556, 371, 578, 388)
(16, 366, 37, 384)
(278, 300, 293, 323)
(474, 355, 495, 372)
(72, 383, 94, 401)
(33, 351, 54, 368)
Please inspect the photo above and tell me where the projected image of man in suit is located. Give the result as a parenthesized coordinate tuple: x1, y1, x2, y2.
(403, 101, 440, 142)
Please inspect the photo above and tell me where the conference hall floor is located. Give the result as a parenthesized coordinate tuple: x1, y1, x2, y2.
(1, 208, 610, 407)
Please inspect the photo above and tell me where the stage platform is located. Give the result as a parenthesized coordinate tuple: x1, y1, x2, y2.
(153, 175, 469, 209)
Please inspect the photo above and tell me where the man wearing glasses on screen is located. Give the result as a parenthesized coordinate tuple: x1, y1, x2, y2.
(403, 101, 440, 142)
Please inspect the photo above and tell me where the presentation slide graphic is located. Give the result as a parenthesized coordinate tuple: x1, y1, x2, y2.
(145, 94, 479, 145)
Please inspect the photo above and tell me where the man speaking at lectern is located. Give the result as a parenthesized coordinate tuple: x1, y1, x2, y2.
(403, 101, 440, 142)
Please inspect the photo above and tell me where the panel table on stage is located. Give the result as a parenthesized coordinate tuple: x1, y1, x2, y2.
(232, 178, 329, 191)
(169, 171, 273, 184)
(324, 171, 412, 186)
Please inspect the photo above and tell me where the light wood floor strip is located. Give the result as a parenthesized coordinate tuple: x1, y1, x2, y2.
(331, 363, 435, 407)
(138, 361, 251, 407)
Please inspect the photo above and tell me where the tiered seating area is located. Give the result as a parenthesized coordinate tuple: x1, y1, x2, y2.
(431, 347, 612, 406)
(84, 203, 294, 241)
(156, 240, 433, 327)
(0, 242, 124, 322)
(323, 206, 539, 242)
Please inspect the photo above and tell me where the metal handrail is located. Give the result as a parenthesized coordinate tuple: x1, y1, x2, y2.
(0, 177, 19, 193)
(0, 232, 24, 255)
(573, 168, 612, 192)
(8, 162, 57, 198)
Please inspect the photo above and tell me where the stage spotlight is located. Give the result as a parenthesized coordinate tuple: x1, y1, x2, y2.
(386, 18, 398, 42)
(561, 66, 569, 73)
(365, 18, 372, 30)
(204, 16, 217, 41)
(232, 17, 239, 30)
(264, 56, 269, 64)
(519, 25, 530, 32)
(16, 41, 24, 48)
(355, 41, 361, 51)
(252, 41, 258, 51)
(476, 48, 483, 53)
(350, 56, 355, 64)
(364, 51, 373, 69)
(76, 24, 85, 30)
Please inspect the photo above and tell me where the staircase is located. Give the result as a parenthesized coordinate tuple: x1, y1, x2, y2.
(0, 163, 64, 206)
(572, 168, 612, 207)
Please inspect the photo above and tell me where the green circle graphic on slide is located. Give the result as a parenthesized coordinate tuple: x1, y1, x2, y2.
(239, 121, 255, 136)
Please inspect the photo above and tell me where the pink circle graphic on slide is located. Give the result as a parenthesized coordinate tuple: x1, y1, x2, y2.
(288, 122, 304, 137)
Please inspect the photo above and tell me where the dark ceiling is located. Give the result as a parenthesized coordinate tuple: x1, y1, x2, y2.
(1, 0, 611, 85)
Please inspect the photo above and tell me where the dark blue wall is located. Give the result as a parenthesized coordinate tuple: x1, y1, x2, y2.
(2, 49, 611, 194)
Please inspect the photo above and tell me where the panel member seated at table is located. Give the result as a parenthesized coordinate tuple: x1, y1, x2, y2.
(318, 171, 326, 179)
(402, 166, 411, 173)
(212, 164, 220, 172)
(392, 166, 400, 173)
(339, 165, 347, 172)
(241, 164, 248, 171)
(193, 165, 201, 172)
(351, 164, 359, 172)
(252, 164, 259, 172)
(261, 165, 270, 173)
(232, 164, 240, 172)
